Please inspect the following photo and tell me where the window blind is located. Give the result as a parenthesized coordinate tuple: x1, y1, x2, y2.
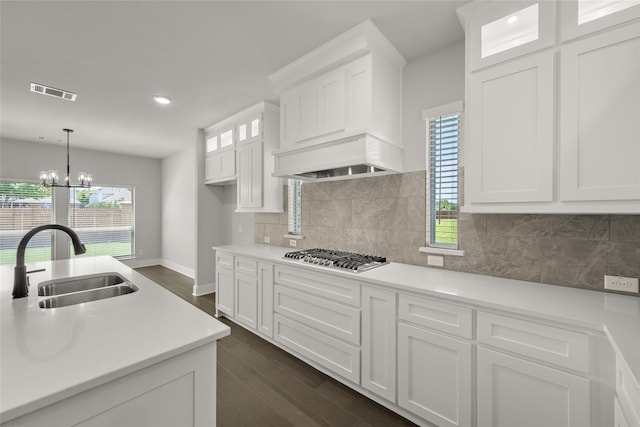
(287, 179, 302, 235)
(428, 113, 460, 248)
(0, 181, 54, 265)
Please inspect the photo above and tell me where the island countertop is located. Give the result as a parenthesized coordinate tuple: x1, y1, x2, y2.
(0, 256, 230, 423)
(214, 243, 640, 397)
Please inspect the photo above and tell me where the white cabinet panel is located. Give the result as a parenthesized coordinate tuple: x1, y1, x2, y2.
(257, 262, 274, 338)
(361, 286, 397, 403)
(560, 22, 640, 202)
(560, 0, 640, 41)
(318, 70, 346, 137)
(235, 272, 258, 329)
(398, 323, 472, 427)
(468, 51, 554, 204)
(216, 267, 234, 317)
(215, 252, 234, 270)
(616, 355, 640, 425)
(273, 265, 361, 306)
(274, 284, 360, 345)
(274, 314, 360, 383)
(235, 256, 258, 276)
(477, 311, 590, 373)
(477, 347, 590, 427)
(205, 148, 235, 184)
(399, 294, 472, 339)
(236, 140, 263, 209)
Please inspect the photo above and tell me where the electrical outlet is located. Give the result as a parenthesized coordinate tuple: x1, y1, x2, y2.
(427, 255, 444, 267)
(289, 239, 297, 247)
(604, 275, 639, 293)
(264, 236, 270, 243)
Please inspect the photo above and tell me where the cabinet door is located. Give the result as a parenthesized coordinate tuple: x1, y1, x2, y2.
(398, 323, 472, 427)
(560, 23, 640, 202)
(205, 148, 236, 183)
(216, 268, 234, 317)
(560, 0, 640, 41)
(236, 140, 263, 209)
(237, 114, 262, 145)
(477, 347, 590, 427)
(317, 69, 346, 137)
(361, 287, 397, 403)
(234, 272, 257, 329)
(468, 51, 554, 204)
(257, 262, 274, 338)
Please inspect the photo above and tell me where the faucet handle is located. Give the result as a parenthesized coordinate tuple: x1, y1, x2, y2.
(26, 268, 46, 274)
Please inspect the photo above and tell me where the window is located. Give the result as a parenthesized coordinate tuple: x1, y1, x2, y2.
(68, 186, 134, 258)
(0, 181, 54, 265)
(422, 102, 463, 252)
(287, 179, 302, 235)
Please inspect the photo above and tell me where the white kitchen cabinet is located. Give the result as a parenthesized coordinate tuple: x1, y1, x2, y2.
(560, 22, 640, 202)
(236, 140, 263, 209)
(467, 51, 554, 204)
(236, 112, 262, 145)
(361, 286, 397, 403)
(4, 342, 218, 427)
(257, 261, 274, 338)
(215, 265, 234, 317)
(560, 0, 640, 41)
(235, 272, 258, 330)
(398, 323, 472, 427)
(477, 347, 590, 427)
(615, 355, 640, 427)
(205, 146, 236, 184)
(462, 0, 555, 71)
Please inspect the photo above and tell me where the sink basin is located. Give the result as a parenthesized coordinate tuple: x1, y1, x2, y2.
(39, 284, 139, 309)
(38, 273, 127, 296)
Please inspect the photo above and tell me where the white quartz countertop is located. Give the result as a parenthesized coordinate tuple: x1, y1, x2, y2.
(214, 243, 640, 392)
(0, 256, 230, 423)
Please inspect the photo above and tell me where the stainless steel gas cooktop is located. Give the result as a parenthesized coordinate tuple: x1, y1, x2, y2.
(283, 248, 388, 273)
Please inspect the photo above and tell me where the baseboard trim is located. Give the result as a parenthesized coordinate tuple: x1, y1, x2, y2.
(160, 260, 195, 278)
(193, 282, 214, 296)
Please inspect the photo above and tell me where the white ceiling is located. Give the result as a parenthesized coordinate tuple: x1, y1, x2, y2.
(0, 1, 469, 159)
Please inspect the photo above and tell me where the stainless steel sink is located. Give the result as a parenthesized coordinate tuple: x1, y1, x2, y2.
(39, 284, 139, 309)
(38, 273, 127, 296)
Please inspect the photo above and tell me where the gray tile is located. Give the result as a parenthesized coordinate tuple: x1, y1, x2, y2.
(301, 200, 311, 227)
(406, 197, 427, 233)
(307, 199, 352, 227)
(330, 227, 377, 254)
(352, 198, 408, 231)
(541, 239, 610, 291)
(608, 241, 640, 278)
(264, 223, 288, 247)
(254, 213, 280, 224)
(375, 229, 427, 266)
(378, 171, 426, 199)
(301, 182, 331, 201)
(610, 215, 640, 242)
(458, 213, 487, 236)
(299, 226, 333, 250)
(487, 214, 609, 240)
(254, 223, 265, 244)
(330, 177, 379, 200)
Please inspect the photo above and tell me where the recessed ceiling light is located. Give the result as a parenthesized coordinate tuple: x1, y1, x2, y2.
(507, 15, 518, 24)
(153, 95, 171, 105)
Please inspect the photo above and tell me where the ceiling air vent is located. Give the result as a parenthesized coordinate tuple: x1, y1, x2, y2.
(30, 82, 77, 102)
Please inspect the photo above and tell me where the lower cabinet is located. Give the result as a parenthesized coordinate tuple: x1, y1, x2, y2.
(398, 323, 472, 427)
(477, 347, 590, 427)
(235, 272, 257, 329)
(615, 355, 640, 427)
(257, 262, 274, 338)
(215, 267, 234, 317)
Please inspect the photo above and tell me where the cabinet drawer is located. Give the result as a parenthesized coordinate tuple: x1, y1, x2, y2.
(399, 294, 472, 339)
(477, 312, 589, 373)
(274, 314, 360, 383)
(274, 284, 360, 345)
(274, 265, 360, 306)
(235, 256, 257, 276)
(616, 355, 640, 424)
(216, 252, 234, 270)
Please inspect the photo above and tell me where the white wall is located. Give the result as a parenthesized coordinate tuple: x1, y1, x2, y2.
(161, 145, 196, 277)
(0, 138, 162, 265)
(402, 40, 465, 172)
(221, 185, 255, 245)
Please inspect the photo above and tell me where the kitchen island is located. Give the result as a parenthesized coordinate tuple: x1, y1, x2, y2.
(0, 256, 230, 426)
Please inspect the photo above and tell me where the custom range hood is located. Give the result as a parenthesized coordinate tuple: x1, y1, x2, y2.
(269, 20, 406, 182)
(272, 131, 403, 182)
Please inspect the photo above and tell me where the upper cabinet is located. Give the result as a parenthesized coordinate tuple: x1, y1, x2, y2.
(458, 0, 640, 213)
(203, 102, 284, 213)
(269, 20, 406, 182)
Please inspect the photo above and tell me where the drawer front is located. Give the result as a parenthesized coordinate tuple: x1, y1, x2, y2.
(216, 252, 234, 270)
(477, 311, 590, 373)
(274, 284, 360, 345)
(274, 314, 360, 383)
(399, 294, 473, 339)
(616, 355, 640, 424)
(274, 265, 360, 306)
(235, 256, 258, 277)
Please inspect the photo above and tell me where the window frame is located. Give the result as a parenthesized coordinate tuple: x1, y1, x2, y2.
(419, 101, 465, 257)
(286, 179, 303, 238)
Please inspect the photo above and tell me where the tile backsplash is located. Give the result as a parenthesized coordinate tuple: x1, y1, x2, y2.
(254, 171, 640, 295)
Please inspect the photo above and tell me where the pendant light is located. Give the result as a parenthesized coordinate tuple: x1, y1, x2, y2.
(40, 128, 92, 188)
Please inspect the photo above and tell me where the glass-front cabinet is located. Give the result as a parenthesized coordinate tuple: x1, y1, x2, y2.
(560, 0, 640, 40)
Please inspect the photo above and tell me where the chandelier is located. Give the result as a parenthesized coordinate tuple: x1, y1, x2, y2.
(40, 128, 92, 188)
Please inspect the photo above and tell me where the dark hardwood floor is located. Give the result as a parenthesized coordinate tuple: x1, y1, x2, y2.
(135, 265, 417, 427)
